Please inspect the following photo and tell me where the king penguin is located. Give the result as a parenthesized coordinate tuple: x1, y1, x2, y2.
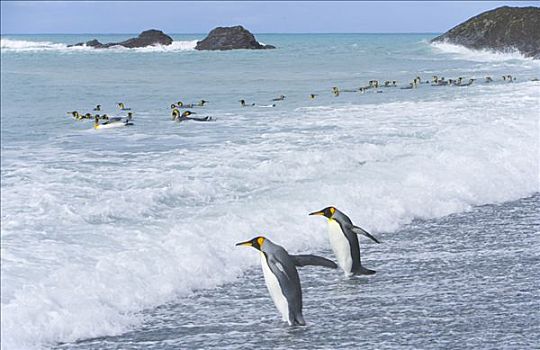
(309, 206, 380, 276)
(236, 236, 337, 326)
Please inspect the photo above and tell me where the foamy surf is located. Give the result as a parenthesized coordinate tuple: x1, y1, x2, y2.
(0, 38, 198, 53)
(2, 82, 538, 350)
(430, 41, 535, 63)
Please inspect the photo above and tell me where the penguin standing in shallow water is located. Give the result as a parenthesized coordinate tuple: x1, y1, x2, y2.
(309, 206, 380, 276)
(236, 236, 337, 326)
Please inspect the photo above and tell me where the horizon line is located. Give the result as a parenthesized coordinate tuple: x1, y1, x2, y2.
(1, 32, 441, 35)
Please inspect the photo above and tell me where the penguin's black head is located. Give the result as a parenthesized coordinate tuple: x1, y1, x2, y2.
(309, 206, 336, 219)
(236, 236, 265, 251)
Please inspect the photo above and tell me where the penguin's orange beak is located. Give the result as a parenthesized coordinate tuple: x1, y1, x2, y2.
(235, 240, 253, 247)
(309, 210, 325, 216)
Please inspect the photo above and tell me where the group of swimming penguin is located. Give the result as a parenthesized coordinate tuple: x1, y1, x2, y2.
(330, 74, 531, 95)
(67, 74, 537, 130)
(68, 103, 134, 129)
(237, 206, 380, 326)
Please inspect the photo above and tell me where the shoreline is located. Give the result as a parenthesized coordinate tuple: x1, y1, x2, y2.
(56, 192, 540, 349)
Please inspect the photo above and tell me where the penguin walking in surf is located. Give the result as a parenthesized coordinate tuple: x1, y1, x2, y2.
(236, 236, 337, 326)
(309, 206, 380, 276)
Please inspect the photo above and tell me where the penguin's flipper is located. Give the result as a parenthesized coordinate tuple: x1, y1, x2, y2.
(291, 255, 338, 269)
(351, 226, 380, 244)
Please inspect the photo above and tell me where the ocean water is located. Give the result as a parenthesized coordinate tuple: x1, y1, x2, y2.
(1, 33, 539, 350)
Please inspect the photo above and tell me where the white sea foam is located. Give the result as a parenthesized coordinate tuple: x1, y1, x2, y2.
(0, 38, 197, 53)
(430, 41, 535, 63)
(1, 81, 538, 349)
(0, 39, 76, 52)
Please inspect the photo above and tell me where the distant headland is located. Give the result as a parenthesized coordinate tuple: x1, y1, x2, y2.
(431, 6, 540, 59)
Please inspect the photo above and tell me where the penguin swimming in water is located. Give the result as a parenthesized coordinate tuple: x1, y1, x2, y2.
(236, 236, 337, 326)
(179, 101, 195, 108)
(400, 82, 414, 90)
(458, 78, 475, 87)
(68, 111, 83, 120)
(309, 94, 317, 99)
(332, 87, 340, 97)
(105, 112, 134, 123)
(172, 109, 214, 122)
(94, 115, 133, 129)
(93, 105, 101, 111)
(239, 99, 255, 107)
(433, 77, 448, 86)
(197, 99, 207, 106)
(117, 102, 131, 111)
(309, 206, 380, 276)
(68, 111, 93, 120)
(272, 95, 286, 101)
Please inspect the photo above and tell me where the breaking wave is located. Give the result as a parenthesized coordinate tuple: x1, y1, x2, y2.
(0, 38, 198, 53)
(430, 41, 535, 63)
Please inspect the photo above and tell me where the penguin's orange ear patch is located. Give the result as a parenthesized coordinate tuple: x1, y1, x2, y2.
(257, 237, 265, 247)
(330, 207, 336, 215)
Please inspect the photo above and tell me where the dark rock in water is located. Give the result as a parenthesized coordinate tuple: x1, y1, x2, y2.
(195, 25, 275, 50)
(431, 6, 540, 59)
(68, 29, 173, 49)
(111, 29, 173, 48)
(84, 39, 105, 48)
(68, 39, 105, 48)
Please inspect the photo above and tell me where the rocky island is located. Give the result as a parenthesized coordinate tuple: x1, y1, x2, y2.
(69, 29, 173, 49)
(195, 26, 275, 50)
(431, 6, 540, 59)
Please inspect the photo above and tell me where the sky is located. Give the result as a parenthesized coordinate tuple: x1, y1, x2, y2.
(1, 1, 538, 34)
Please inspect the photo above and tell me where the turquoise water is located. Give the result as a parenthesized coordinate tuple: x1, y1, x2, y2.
(1, 34, 539, 349)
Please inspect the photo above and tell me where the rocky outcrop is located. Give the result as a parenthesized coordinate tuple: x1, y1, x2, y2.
(195, 26, 275, 50)
(69, 29, 173, 49)
(431, 6, 540, 58)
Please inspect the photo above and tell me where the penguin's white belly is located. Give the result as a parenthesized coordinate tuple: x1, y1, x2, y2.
(328, 220, 353, 275)
(95, 122, 125, 129)
(260, 254, 290, 324)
